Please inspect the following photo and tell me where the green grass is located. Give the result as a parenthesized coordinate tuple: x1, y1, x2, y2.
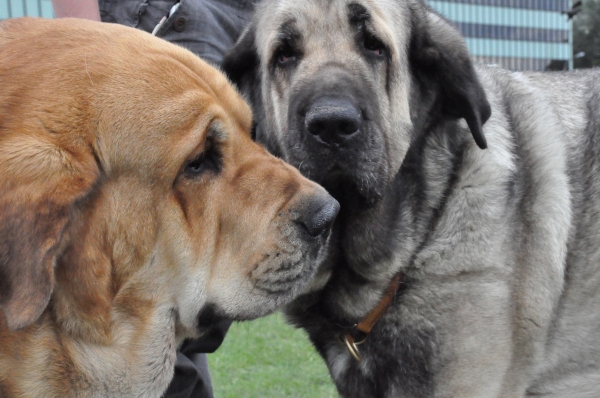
(209, 312, 338, 398)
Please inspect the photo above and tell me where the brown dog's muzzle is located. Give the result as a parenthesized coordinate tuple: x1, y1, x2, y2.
(188, 134, 340, 324)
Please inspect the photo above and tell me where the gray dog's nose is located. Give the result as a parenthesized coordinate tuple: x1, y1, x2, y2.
(297, 193, 340, 237)
(305, 99, 361, 144)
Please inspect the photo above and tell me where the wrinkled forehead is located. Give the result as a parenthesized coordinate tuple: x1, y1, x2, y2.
(254, 0, 413, 55)
(96, 68, 251, 177)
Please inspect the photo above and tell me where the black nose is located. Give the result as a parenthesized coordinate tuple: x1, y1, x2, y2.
(297, 192, 340, 237)
(305, 99, 361, 145)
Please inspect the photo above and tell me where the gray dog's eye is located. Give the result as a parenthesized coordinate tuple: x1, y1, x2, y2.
(363, 34, 385, 57)
(276, 45, 298, 66)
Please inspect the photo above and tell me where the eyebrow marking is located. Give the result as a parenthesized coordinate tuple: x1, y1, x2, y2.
(348, 3, 370, 24)
(207, 123, 226, 141)
(277, 19, 301, 42)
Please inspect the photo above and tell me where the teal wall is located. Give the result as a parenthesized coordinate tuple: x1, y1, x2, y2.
(429, 0, 574, 70)
(465, 38, 570, 59)
(430, 1, 569, 29)
(0, 0, 54, 19)
(1, 0, 574, 70)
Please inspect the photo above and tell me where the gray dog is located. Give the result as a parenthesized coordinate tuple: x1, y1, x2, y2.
(222, 0, 600, 395)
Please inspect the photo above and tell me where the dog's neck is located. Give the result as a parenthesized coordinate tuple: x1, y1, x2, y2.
(0, 296, 178, 398)
(0, 230, 180, 398)
(286, 118, 469, 325)
(0, 302, 178, 398)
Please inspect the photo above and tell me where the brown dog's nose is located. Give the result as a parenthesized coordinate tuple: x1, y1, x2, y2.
(296, 192, 340, 237)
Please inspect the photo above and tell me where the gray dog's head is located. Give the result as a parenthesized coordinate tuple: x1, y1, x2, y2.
(223, 0, 490, 210)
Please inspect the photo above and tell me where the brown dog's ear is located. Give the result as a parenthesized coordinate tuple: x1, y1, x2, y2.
(0, 137, 98, 330)
(410, 9, 491, 149)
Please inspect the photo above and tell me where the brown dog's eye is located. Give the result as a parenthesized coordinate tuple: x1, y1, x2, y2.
(184, 145, 222, 178)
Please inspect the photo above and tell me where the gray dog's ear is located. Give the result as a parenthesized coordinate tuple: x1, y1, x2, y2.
(410, 10, 491, 149)
(222, 23, 259, 95)
(222, 23, 270, 145)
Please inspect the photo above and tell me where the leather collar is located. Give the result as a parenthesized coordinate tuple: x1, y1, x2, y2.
(342, 273, 404, 361)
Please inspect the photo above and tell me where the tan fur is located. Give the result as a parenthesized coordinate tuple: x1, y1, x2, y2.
(224, 0, 600, 394)
(0, 18, 334, 397)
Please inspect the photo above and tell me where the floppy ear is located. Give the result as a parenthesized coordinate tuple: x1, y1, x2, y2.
(410, 9, 491, 149)
(0, 136, 98, 330)
(222, 23, 272, 146)
(222, 22, 259, 91)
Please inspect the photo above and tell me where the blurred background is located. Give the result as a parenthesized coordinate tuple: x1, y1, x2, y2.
(1, 0, 599, 69)
(1, 0, 598, 396)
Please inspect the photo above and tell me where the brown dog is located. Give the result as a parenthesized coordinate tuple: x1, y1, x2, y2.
(0, 18, 338, 397)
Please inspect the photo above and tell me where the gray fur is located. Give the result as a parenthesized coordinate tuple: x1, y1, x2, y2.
(222, 0, 600, 395)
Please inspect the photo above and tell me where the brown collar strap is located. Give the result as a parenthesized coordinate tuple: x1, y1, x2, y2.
(343, 273, 404, 361)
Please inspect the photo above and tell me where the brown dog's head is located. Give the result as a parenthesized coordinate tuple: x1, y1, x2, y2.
(0, 18, 338, 339)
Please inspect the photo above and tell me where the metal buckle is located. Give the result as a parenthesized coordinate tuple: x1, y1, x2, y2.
(341, 333, 367, 362)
